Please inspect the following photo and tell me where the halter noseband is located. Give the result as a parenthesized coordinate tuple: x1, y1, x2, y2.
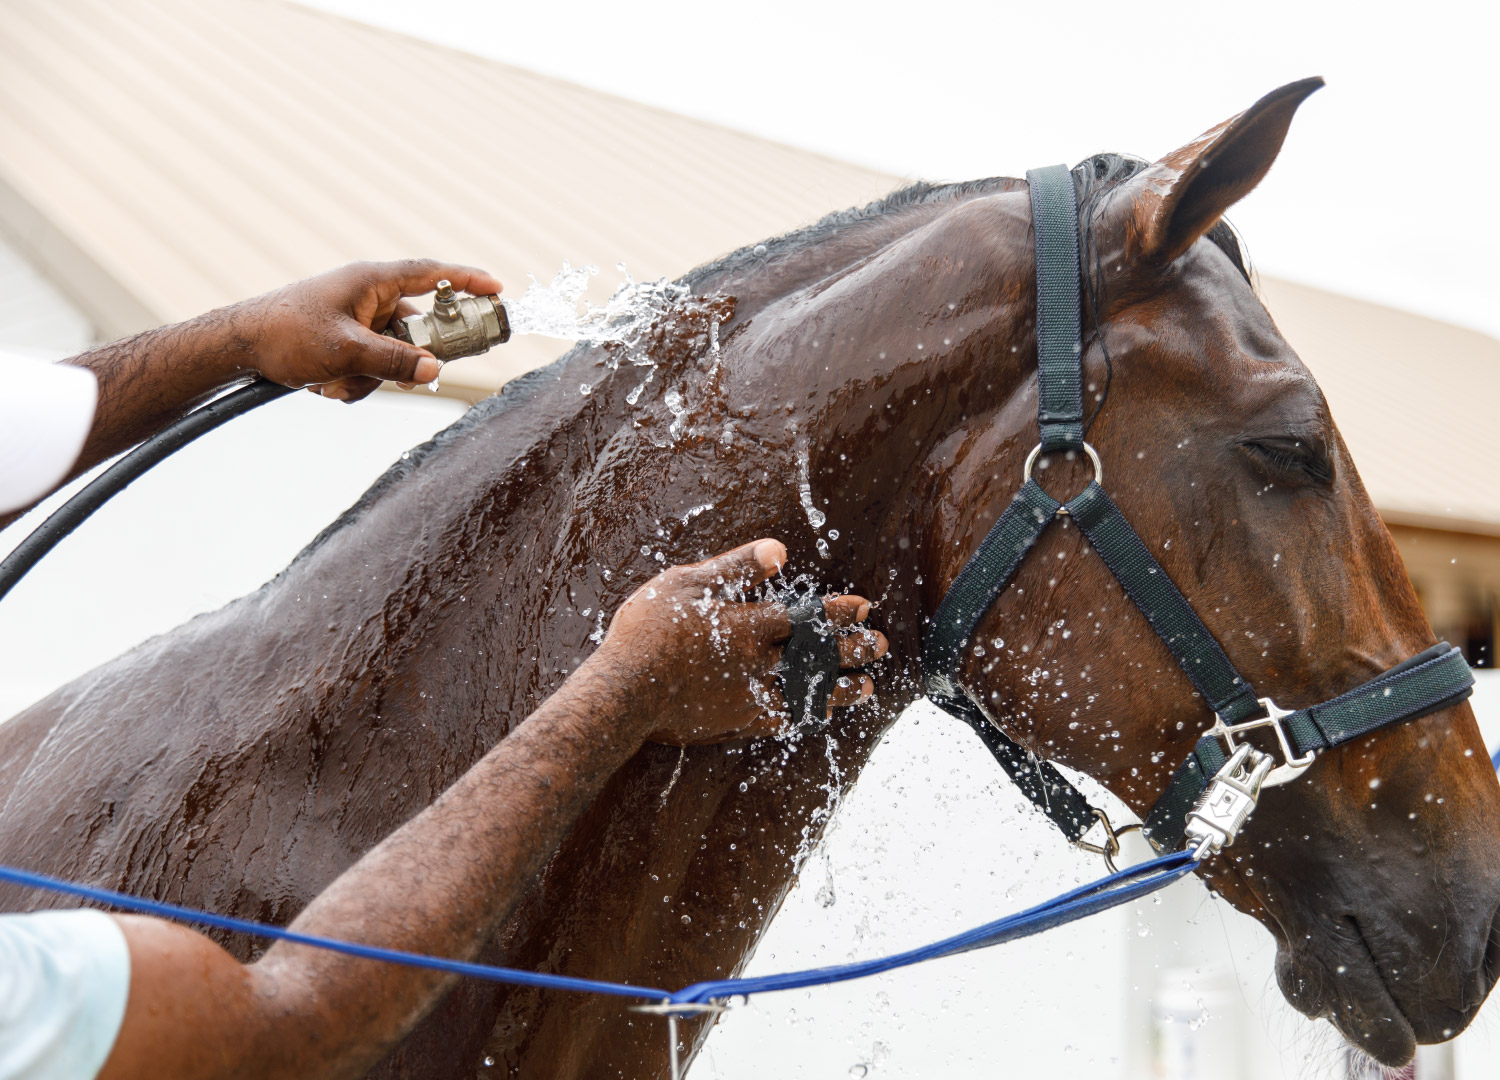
(921, 164, 1474, 858)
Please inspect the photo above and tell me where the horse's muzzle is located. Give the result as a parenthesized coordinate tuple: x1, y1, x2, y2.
(1270, 874, 1500, 1066)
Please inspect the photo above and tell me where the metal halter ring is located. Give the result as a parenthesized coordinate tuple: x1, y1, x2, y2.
(1022, 442, 1103, 514)
(1074, 808, 1144, 874)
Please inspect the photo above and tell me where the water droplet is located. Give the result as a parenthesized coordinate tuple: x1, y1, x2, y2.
(579, 382, 592, 396)
(680, 914, 692, 925)
(753, 244, 768, 257)
(484, 1056, 495, 1068)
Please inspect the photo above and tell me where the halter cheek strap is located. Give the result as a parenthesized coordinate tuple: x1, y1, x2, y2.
(922, 164, 1476, 854)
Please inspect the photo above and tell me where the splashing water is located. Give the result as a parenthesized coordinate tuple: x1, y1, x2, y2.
(664, 388, 688, 439)
(796, 436, 828, 532)
(500, 261, 689, 352)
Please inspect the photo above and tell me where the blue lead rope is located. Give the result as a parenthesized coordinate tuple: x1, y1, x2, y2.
(0, 863, 668, 1001)
(670, 850, 1197, 1004)
(0, 747, 1491, 1011)
(0, 851, 1196, 1010)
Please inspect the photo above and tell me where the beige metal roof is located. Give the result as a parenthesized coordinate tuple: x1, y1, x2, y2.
(0, 0, 1495, 532)
(0, 0, 900, 392)
(1259, 277, 1500, 536)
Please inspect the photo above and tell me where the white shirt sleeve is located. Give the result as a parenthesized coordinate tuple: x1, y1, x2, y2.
(0, 910, 131, 1080)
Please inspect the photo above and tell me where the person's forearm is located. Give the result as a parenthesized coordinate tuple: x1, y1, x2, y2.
(247, 653, 648, 1079)
(0, 310, 255, 535)
(101, 655, 653, 1080)
(65, 308, 258, 477)
(3, 260, 495, 532)
(99, 539, 827, 1080)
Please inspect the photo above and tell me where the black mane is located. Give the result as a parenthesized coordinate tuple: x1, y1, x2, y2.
(689, 155, 1251, 293)
(682, 176, 1019, 291)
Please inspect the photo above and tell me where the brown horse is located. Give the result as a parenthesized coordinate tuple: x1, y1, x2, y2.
(0, 79, 1495, 1075)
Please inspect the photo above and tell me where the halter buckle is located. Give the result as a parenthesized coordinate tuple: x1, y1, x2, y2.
(1206, 697, 1316, 788)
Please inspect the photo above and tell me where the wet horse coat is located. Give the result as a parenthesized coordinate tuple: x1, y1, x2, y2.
(0, 82, 1496, 1074)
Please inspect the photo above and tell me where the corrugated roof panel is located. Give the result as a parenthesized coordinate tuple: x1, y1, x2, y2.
(1260, 277, 1500, 534)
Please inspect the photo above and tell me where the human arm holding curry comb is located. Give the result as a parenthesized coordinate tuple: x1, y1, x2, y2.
(92, 539, 885, 1080)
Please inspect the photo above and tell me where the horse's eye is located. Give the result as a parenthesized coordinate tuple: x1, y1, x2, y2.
(1241, 437, 1334, 487)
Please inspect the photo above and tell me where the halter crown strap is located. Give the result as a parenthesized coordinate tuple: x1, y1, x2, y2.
(922, 162, 1478, 854)
(1026, 165, 1086, 453)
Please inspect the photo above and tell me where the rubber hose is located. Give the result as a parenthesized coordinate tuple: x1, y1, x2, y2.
(0, 379, 295, 604)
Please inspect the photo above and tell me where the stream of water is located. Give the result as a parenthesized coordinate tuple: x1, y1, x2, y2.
(500, 261, 689, 350)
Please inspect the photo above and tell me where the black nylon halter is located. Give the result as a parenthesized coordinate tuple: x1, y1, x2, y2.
(922, 164, 1475, 852)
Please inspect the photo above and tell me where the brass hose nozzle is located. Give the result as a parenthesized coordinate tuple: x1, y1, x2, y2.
(385, 280, 510, 362)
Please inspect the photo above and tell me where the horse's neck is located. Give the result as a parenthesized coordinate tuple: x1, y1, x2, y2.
(259, 345, 814, 731)
(264, 213, 1044, 736)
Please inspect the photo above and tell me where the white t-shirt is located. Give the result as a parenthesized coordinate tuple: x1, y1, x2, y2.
(0, 910, 130, 1080)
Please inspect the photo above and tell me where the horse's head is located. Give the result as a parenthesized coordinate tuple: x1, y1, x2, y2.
(912, 81, 1500, 1064)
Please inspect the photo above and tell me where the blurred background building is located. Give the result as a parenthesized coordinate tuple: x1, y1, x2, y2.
(1, 2, 1496, 1078)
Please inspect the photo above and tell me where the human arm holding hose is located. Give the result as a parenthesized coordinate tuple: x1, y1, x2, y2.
(0, 259, 498, 532)
(89, 539, 886, 1080)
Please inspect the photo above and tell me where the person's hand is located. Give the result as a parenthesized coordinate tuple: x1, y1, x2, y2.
(588, 539, 887, 745)
(238, 259, 503, 403)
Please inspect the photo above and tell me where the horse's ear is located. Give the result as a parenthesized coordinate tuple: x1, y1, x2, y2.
(1118, 78, 1324, 266)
